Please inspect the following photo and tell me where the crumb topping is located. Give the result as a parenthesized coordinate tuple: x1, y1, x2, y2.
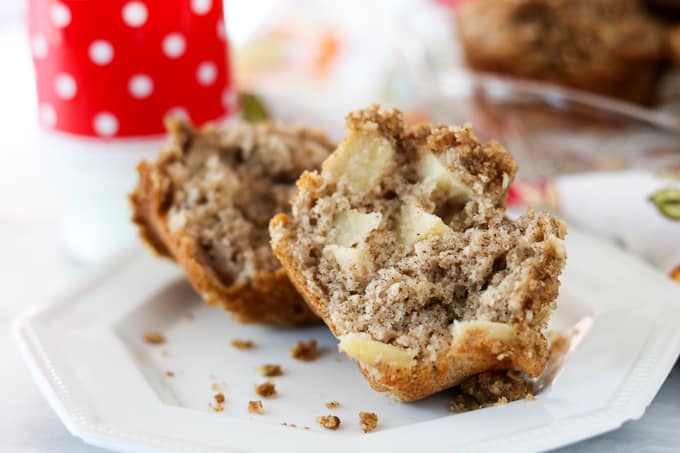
(325, 401, 341, 409)
(257, 364, 283, 377)
(231, 339, 254, 350)
(143, 331, 166, 344)
(290, 339, 318, 361)
(359, 412, 378, 433)
(248, 400, 264, 414)
(449, 370, 532, 413)
(317, 415, 341, 430)
(255, 382, 277, 397)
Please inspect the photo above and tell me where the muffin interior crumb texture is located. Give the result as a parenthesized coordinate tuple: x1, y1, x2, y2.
(160, 120, 331, 289)
(270, 106, 567, 399)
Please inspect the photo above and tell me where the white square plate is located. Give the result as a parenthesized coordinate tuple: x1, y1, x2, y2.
(13, 227, 680, 453)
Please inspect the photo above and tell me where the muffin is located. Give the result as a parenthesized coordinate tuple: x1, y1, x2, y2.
(270, 106, 567, 401)
(456, 0, 667, 104)
(669, 26, 680, 67)
(130, 118, 333, 325)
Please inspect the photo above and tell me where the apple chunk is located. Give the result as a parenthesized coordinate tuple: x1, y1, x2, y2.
(322, 129, 394, 193)
(420, 151, 471, 200)
(398, 203, 451, 246)
(332, 210, 382, 247)
(339, 334, 416, 368)
(324, 245, 366, 274)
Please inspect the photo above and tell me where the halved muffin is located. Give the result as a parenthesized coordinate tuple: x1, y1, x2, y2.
(270, 106, 566, 401)
(130, 118, 333, 325)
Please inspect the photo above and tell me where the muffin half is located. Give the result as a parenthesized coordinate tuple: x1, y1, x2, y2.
(131, 118, 333, 325)
(270, 106, 567, 401)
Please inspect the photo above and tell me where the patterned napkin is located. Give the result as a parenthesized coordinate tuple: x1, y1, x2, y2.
(508, 172, 680, 283)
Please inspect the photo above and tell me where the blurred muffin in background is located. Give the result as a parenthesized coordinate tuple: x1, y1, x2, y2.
(456, 0, 667, 104)
(670, 27, 680, 66)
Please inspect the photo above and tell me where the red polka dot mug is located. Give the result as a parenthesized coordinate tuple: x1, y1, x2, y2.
(28, 0, 235, 138)
(26, 0, 236, 263)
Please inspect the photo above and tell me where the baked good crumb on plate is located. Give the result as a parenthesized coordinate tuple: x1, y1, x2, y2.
(270, 105, 567, 401)
(130, 118, 334, 325)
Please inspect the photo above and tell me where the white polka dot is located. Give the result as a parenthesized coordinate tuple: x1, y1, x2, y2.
(93, 112, 119, 136)
(166, 106, 190, 121)
(196, 61, 217, 86)
(162, 33, 186, 58)
(39, 104, 57, 128)
(54, 73, 77, 100)
(31, 35, 48, 59)
(88, 40, 114, 65)
(222, 89, 237, 109)
(122, 1, 148, 27)
(191, 0, 212, 15)
(216, 21, 226, 41)
(50, 2, 71, 28)
(128, 74, 154, 98)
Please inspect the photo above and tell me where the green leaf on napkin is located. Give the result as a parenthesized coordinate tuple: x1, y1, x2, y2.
(240, 93, 269, 122)
(649, 188, 680, 220)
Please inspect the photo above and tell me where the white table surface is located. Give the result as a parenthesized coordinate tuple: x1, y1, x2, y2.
(1, 21, 678, 453)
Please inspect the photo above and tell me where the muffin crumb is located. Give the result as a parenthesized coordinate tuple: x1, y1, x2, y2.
(231, 339, 254, 350)
(165, 370, 175, 377)
(325, 401, 341, 409)
(317, 415, 341, 430)
(214, 393, 225, 404)
(248, 400, 264, 414)
(449, 370, 532, 413)
(449, 394, 480, 413)
(359, 412, 378, 433)
(257, 364, 283, 377)
(255, 382, 277, 397)
(290, 339, 318, 361)
(143, 331, 166, 344)
(211, 383, 222, 391)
